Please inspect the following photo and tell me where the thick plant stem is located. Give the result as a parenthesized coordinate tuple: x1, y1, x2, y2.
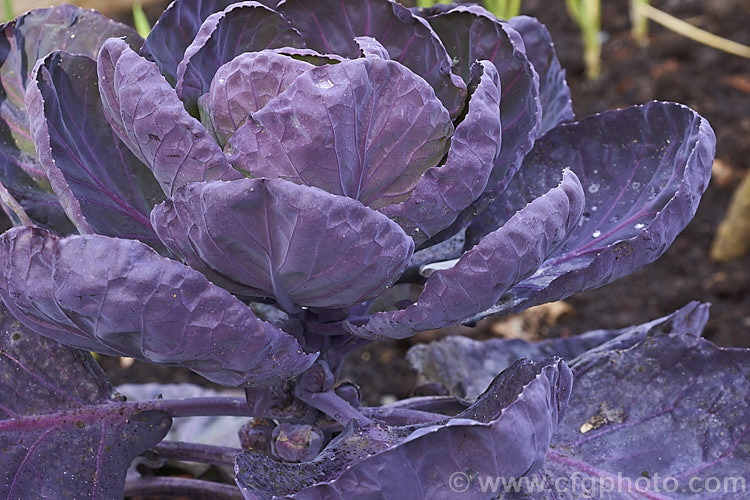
(152, 441, 241, 466)
(711, 173, 750, 262)
(124, 477, 243, 499)
(149, 396, 253, 418)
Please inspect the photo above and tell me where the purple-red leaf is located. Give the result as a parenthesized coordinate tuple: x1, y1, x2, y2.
(151, 178, 414, 310)
(26, 51, 164, 244)
(508, 15, 574, 135)
(236, 357, 571, 498)
(380, 60, 501, 243)
(349, 169, 583, 340)
(408, 301, 710, 402)
(199, 50, 313, 146)
(520, 315, 750, 498)
(277, 0, 466, 117)
(140, 0, 240, 84)
(0, 302, 170, 498)
(468, 101, 715, 319)
(0, 5, 140, 231)
(175, 1, 305, 114)
(97, 38, 242, 197)
(0, 226, 315, 386)
(426, 5, 541, 192)
(225, 56, 452, 210)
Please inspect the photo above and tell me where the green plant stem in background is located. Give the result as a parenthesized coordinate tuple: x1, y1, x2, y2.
(711, 173, 750, 262)
(132, 1, 152, 38)
(630, 0, 649, 45)
(484, 0, 523, 19)
(2, 0, 13, 22)
(416, 0, 451, 7)
(565, 0, 601, 80)
(633, 1, 750, 59)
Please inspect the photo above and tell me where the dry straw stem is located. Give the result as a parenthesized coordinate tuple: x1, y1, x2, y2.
(711, 172, 750, 262)
(633, 1, 750, 58)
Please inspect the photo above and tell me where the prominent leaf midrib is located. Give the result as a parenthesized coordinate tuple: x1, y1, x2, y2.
(0, 400, 140, 433)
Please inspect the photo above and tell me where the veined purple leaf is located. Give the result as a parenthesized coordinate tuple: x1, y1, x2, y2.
(466, 101, 715, 320)
(408, 301, 710, 402)
(277, 0, 467, 117)
(514, 322, 750, 498)
(0, 226, 315, 387)
(225, 56, 452, 210)
(237, 357, 571, 498)
(0, 302, 170, 498)
(175, 1, 305, 114)
(97, 38, 242, 197)
(508, 16, 574, 135)
(349, 169, 583, 340)
(380, 60, 501, 244)
(140, 0, 240, 84)
(420, 5, 541, 246)
(150, 178, 414, 310)
(199, 50, 313, 146)
(0, 5, 140, 231)
(26, 51, 164, 245)
(1, 5, 141, 157)
(427, 5, 540, 183)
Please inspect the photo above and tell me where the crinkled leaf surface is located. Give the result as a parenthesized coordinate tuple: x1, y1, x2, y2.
(349, 169, 583, 340)
(140, 0, 255, 84)
(508, 15, 573, 135)
(421, 6, 541, 245)
(380, 60, 501, 243)
(236, 357, 571, 498)
(277, 0, 466, 117)
(427, 6, 540, 189)
(225, 56, 452, 210)
(26, 51, 164, 245)
(0, 5, 141, 158)
(151, 178, 414, 310)
(176, 1, 305, 114)
(199, 50, 313, 146)
(0, 302, 170, 498)
(408, 301, 710, 402)
(466, 102, 715, 321)
(97, 38, 242, 197)
(0, 5, 140, 231)
(507, 321, 750, 498)
(0, 226, 315, 386)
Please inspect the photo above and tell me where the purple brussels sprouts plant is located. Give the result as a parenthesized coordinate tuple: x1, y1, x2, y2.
(1, 1, 746, 498)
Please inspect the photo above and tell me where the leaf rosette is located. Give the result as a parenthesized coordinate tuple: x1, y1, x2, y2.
(0, 1, 718, 497)
(0, 0, 715, 368)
